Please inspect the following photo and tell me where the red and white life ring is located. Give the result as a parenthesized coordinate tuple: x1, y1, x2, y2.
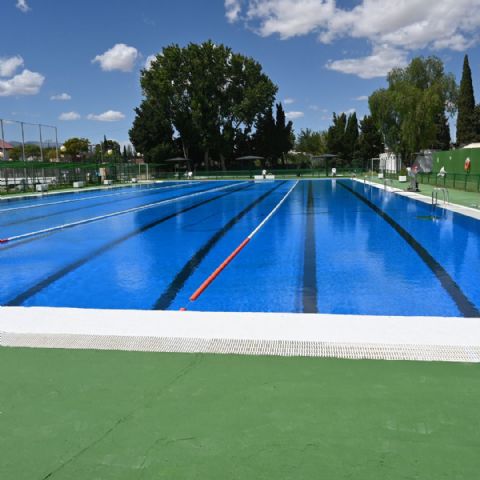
(465, 157, 471, 172)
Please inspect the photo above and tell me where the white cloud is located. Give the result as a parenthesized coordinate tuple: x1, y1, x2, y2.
(87, 110, 125, 122)
(283, 97, 295, 104)
(228, 0, 480, 77)
(16, 0, 30, 13)
(0, 55, 24, 77)
(59, 111, 80, 121)
(326, 45, 408, 79)
(225, 0, 242, 22)
(285, 111, 304, 120)
(355, 95, 368, 101)
(144, 55, 156, 70)
(93, 43, 139, 72)
(51, 92, 72, 101)
(0, 69, 45, 96)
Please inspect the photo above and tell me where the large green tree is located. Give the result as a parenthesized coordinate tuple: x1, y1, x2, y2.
(253, 103, 294, 165)
(295, 128, 327, 155)
(369, 56, 457, 163)
(326, 112, 347, 157)
(129, 100, 176, 162)
(273, 103, 294, 164)
(344, 112, 359, 162)
(62, 137, 89, 160)
(131, 41, 277, 169)
(356, 115, 384, 168)
(456, 55, 476, 146)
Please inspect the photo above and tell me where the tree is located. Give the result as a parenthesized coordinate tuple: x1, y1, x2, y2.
(295, 128, 327, 155)
(369, 56, 457, 163)
(456, 55, 476, 146)
(129, 100, 177, 163)
(253, 103, 294, 165)
(9, 144, 41, 161)
(356, 115, 384, 168)
(344, 112, 359, 162)
(63, 137, 89, 160)
(273, 103, 294, 164)
(326, 112, 347, 157)
(431, 112, 451, 150)
(132, 41, 277, 169)
(474, 104, 480, 142)
(253, 106, 276, 164)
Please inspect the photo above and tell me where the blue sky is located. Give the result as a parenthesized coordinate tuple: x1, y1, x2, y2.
(1, 0, 480, 145)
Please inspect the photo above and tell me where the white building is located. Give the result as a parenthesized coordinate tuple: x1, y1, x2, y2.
(379, 151, 401, 173)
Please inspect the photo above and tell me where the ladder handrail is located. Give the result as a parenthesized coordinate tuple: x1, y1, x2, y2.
(432, 187, 449, 205)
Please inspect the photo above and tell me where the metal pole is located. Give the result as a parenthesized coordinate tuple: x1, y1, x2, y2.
(20, 121, 26, 162)
(21, 121, 27, 190)
(54, 127, 59, 162)
(39, 124, 44, 162)
(0, 119, 5, 162)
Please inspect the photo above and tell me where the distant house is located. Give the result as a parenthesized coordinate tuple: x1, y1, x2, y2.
(0, 140, 14, 161)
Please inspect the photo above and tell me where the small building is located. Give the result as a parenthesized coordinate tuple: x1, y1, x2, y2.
(0, 140, 14, 161)
(379, 151, 401, 173)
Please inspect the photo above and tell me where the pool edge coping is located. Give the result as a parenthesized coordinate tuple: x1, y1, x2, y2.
(1, 306, 480, 362)
(353, 177, 480, 220)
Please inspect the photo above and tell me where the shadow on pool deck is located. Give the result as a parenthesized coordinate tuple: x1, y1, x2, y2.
(1, 348, 480, 479)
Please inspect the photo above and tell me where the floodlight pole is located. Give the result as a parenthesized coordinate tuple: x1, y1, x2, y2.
(20, 121, 26, 162)
(0, 119, 5, 161)
(54, 126, 59, 161)
(39, 124, 44, 162)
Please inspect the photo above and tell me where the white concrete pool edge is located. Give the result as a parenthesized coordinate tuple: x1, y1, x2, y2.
(354, 177, 480, 220)
(1, 306, 480, 362)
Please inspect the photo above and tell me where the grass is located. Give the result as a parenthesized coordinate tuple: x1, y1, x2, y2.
(1, 347, 479, 479)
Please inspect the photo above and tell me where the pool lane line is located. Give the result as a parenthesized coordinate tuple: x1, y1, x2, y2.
(0, 182, 203, 228)
(338, 181, 480, 318)
(186, 180, 299, 305)
(3, 183, 254, 307)
(153, 181, 286, 310)
(303, 181, 318, 313)
(0, 181, 247, 244)
(0, 181, 196, 213)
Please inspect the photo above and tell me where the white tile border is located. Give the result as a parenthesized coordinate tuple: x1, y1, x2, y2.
(1, 307, 480, 362)
(355, 177, 480, 220)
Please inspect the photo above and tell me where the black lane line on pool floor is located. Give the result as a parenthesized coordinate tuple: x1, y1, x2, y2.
(0, 182, 205, 228)
(4, 183, 254, 307)
(153, 181, 286, 310)
(303, 181, 318, 313)
(338, 181, 480, 318)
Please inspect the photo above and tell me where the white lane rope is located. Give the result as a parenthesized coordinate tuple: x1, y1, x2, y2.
(0, 182, 200, 213)
(247, 180, 299, 239)
(188, 180, 299, 303)
(1, 181, 248, 244)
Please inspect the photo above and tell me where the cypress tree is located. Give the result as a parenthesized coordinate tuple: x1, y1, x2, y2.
(432, 112, 451, 150)
(274, 103, 294, 165)
(457, 55, 476, 146)
(344, 112, 359, 163)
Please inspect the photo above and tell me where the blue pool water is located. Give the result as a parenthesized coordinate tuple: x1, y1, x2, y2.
(0, 179, 479, 316)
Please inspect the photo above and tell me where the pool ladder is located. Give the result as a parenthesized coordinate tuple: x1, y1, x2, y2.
(383, 178, 394, 190)
(432, 187, 449, 206)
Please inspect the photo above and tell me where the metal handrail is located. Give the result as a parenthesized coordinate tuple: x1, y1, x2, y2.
(432, 187, 449, 205)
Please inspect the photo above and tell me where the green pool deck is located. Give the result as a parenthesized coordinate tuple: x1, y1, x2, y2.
(366, 176, 480, 209)
(1, 347, 479, 479)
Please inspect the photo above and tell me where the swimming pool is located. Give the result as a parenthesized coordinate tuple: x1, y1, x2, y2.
(1, 179, 479, 316)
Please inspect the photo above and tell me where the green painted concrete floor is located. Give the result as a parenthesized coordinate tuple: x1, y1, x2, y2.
(1, 348, 479, 479)
(367, 177, 480, 209)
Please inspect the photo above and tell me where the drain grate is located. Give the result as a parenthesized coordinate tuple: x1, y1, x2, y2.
(1, 332, 479, 363)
